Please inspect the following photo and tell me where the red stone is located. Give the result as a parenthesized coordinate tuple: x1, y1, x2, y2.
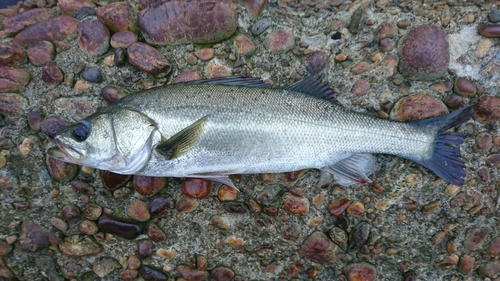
(344, 262, 377, 281)
(77, 18, 110, 56)
(479, 24, 500, 38)
(475, 96, 500, 121)
(100, 170, 130, 189)
(0, 44, 26, 66)
(127, 42, 170, 74)
(13, 16, 78, 47)
(172, 70, 203, 84)
(298, 232, 342, 264)
(26, 41, 55, 66)
(4, 8, 55, 34)
(97, 2, 137, 33)
(328, 198, 351, 216)
(58, 0, 94, 16)
(0, 67, 30, 92)
(182, 178, 212, 198)
(0, 93, 27, 118)
(42, 61, 63, 87)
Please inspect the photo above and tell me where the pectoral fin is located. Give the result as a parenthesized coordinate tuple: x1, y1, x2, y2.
(322, 154, 376, 186)
(156, 116, 207, 160)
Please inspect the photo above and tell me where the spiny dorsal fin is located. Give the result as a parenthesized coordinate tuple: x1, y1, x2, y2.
(179, 76, 272, 88)
(283, 76, 338, 102)
(156, 116, 207, 160)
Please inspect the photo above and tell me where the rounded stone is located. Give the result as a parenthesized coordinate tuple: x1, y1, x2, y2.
(58, 0, 94, 16)
(149, 196, 173, 218)
(96, 2, 136, 33)
(398, 25, 449, 80)
(444, 94, 463, 109)
(176, 195, 198, 213)
(218, 185, 237, 201)
(0, 93, 27, 118)
(46, 155, 78, 182)
(139, 266, 168, 281)
(477, 166, 490, 182)
(454, 77, 476, 97)
(114, 47, 126, 67)
(378, 37, 394, 52)
(26, 41, 54, 67)
(127, 42, 171, 74)
(177, 265, 209, 281)
(222, 202, 247, 213)
(486, 154, 500, 167)
(120, 269, 138, 281)
(479, 24, 500, 38)
(205, 62, 230, 79)
(0, 43, 26, 66)
(459, 254, 475, 274)
(266, 30, 294, 53)
(27, 109, 42, 131)
(84, 203, 102, 220)
(137, 240, 152, 259)
(234, 35, 255, 56)
(40, 116, 67, 139)
(328, 198, 351, 216)
(0, 67, 30, 92)
(128, 199, 150, 222)
(211, 266, 235, 281)
(182, 178, 212, 198)
(146, 223, 166, 242)
(18, 221, 50, 253)
(4, 8, 56, 35)
(133, 175, 166, 196)
(390, 94, 448, 122)
(62, 205, 80, 221)
(298, 231, 342, 264)
(100, 170, 130, 190)
(282, 193, 309, 214)
(194, 48, 214, 61)
(77, 19, 110, 56)
(110, 31, 138, 48)
(13, 16, 78, 48)
(306, 51, 328, 73)
(464, 227, 490, 250)
(352, 80, 370, 96)
(101, 85, 125, 104)
(251, 17, 272, 35)
(344, 262, 377, 281)
(81, 67, 102, 83)
(97, 216, 143, 240)
(475, 96, 500, 121)
(475, 133, 492, 153)
(42, 61, 63, 87)
(347, 201, 365, 216)
(240, 0, 266, 19)
(172, 70, 203, 84)
(78, 220, 98, 235)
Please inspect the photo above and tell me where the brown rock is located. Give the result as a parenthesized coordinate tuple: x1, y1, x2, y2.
(97, 2, 136, 33)
(347, 201, 365, 216)
(0, 44, 26, 66)
(375, 21, 398, 39)
(13, 16, 78, 48)
(77, 18, 110, 56)
(486, 154, 500, 167)
(84, 203, 102, 220)
(182, 178, 212, 198)
(351, 61, 370, 74)
(211, 266, 235, 281)
(128, 199, 150, 222)
(110, 31, 138, 48)
(444, 94, 463, 109)
(0, 93, 27, 118)
(206, 62, 230, 79)
(101, 85, 125, 104)
(281, 170, 305, 184)
(40, 116, 67, 139)
(378, 38, 394, 52)
(431, 80, 453, 92)
(266, 29, 294, 53)
(78, 220, 99, 235)
(390, 94, 448, 121)
(306, 51, 328, 73)
(46, 155, 78, 182)
(58, 0, 94, 16)
(218, 185, 238, 201)
(26, 41, 55, 66)
(222, 202, 246, 214)
(147, 223, 166, 242)
(282, 193, 309, 214)
(42, 61, 63, 87)
(139, 266, 168, 281)
(459, 254, 475, 274)
(137, 240, 152, 259)
(98, 216, 143, 240)
(18, 221, 50, 252)
(173, 70, 203, 84)
(234, 35, 255, 56)
(352, 80, 370, 96)
(62, 205, 80, 221)
(454, 77, 476, 97)
(4, 8, 55, 35)
(100, 170, 130, 190)
(477, 166, 490, 182)
(398, 25, 449, 80)
(344, 262, 377, 281)
(488, 237, 500, 254)
(59, 235, 102, 256)
(176, 195, 198, 213)
(475, 96, 500, 121)
(133, 175, 166, 196)
(120, 269, 138, 281)
(328, 198, 351, 216)
(138, 0, 237, 45)
(240, 0, 267, 19)
(127, 42, 170, 74)
(475, 133, 492, 153)
(479, 24, 500, 38)
(464, 227, 490, 250)
(177, 264, 209, 281)
(298, 231, 342, 264)
(194, 48, 214, 61)
(149, 196, 173, 218)
(0, 67, 30, 92)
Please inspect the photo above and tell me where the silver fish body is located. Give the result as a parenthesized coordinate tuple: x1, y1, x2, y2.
(50, 77, 474, 186)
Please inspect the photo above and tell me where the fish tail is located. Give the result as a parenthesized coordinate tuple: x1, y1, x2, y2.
(407, 104, 476, 186)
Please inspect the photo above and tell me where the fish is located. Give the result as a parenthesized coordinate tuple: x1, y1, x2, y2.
(48, 76, 475, 188)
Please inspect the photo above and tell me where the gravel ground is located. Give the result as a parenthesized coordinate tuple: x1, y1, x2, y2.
(0, 0, 499, 280)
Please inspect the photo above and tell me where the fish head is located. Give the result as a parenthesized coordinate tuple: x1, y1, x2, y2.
(49, 108, 158, 174)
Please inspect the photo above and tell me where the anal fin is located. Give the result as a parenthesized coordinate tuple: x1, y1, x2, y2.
(322, 154, 376, 186)
(187, 169, 245, 192)
(156, 116, 207, 160)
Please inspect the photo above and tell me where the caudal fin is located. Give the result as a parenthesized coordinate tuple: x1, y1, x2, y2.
(406, 104, 475, 186)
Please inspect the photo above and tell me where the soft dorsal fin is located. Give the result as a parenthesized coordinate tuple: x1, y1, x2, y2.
(283, 76, 338, 101)
(156, 116, 207, 160)
(179, 76, 272, 88)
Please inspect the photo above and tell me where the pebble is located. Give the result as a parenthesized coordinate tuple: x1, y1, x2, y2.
(100, 170, 130, 190)
(110, 31, 137, 48)
(26, 41, 54, 66)
(475, 133, 492, 153)
(0, 67, 30, 92)
(251, 17, 272, 35)
(13, 16, 78, 48)
(59, 235, 102, 256)
(347, 201, 365, 216)
(266, 30, 294, 53)
(431, 80, 453, 92)
(227, 236, 244, 247)
(172, 70, 202, 84)
(128, 198, 150, 222)
(194, 48, 214, 61)
(212, 216, 231, 230)
(96, 2, 136, 33)
(176, 195, 198, 213)
(486, 154, 500, 167)
(149, 196, 173, 218)
(349, 222, 370, 251)
(344, 262, 377, 281)
(0, 93, 27, 118)
(475, 96, 500, 121)
(281, 223, 301, 241)
(477, 166, 490, 182)
(113, 47, 126, 66)
(299, 232, 342, 264)
(390, 94, 448, 122)
(328, 198, 351, 216)
(42, 61, 63, 87)
(218, 185, 237, 201)
(147, 223, 166, 242)
(101, 85, 125, 104)
(0, 241, 12, 255)
(454, 77, 476, 97)
(97, 216, 143, 240)
(184, 53, 198, 65)
(137, 240, 152, 259)
(182, 178, 212, 198)
(92, 256, 120, 278)
(39, 116, 66, 139)
(133, 175, 166, 196)
(156, 248, 176, 259)
(46, 155, 78, 182)
(58, 0, 94, 16)
(127, 42, 171, 75)
(378, 38, 394, 52)
(77, 19, 110, 56)
(0, 259, 13, 278)
(120, 269, 138, 281)
(479, 261, 500, 278)
(139, 266, 168, 281)
(477, 39, 493, 59)
(398, 25, 449, 80)
(248, 199, 261, 213)
(177, 265, 209, 281)
(479, 24, 500, 38)
(376, 21, 398, 39)
(351, 62, 370, 74)
(62, 205, 79, 221)
(205, 61, 230, 78)
(459, 254, 475, 274)
(138, 0, 237, 45)
(18, 221, 50, 252)
(281, 192, 309, 214)
(3, 8, 55, 34)
(444, 94, 463, 109)
(0, 43, 26, 66)
(73, 7, 96, 20)
(281, 170, 305, 184)
(352, 80, 370, 96)
(397, 19, 410, 29)
(222, 202, 247, 213)
(438, 254, 459, 267)
(211, 266, 235, 281)
(306, 51, 328, 73)
(464, 227, 490, 250)
(78, 220, 98, 235)
(85, 204, 103, 220)
(234, 35, 255, 56)
(348, 6, 363, 34)
(81, 67, 102, 83)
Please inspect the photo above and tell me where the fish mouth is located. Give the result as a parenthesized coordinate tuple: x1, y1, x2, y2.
(48, 137, 83, 164)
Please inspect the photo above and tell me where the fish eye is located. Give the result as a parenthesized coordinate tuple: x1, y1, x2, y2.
(71, 121, 90, 142)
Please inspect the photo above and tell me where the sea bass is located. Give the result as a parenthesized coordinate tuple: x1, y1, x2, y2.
(49, 77, 475, 188)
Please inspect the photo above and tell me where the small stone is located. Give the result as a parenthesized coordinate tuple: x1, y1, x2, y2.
(46, 155, 78, 182)
(329, 227, 348, 246)
(176, 195, 198, 213)
(149, 196, 173, 218)
(58, 0, 94, 16)
(486, 154, 500, 167)
(347, 201, 365, 216)
(0, 67, 30, 92)
(335, 53, 347, 62)
(194, 48, 214, 61)
(282, 223, 301, 241)
(138, 0, 237, 45)
(0, 258, 13, 278)
(62, 205, 79, 221)
(477, 39, 493, 59)
(113, 47, 126, 66)
(348, 6, 363, 34)
(13, 16, 78, 48)
(444, 94, 463, 109)
(26, 41, 54, 66)
(147, 223, 166, 242)
(120, 269, 138, 281)
(58, 235, 102, 256)
(378, 38, 394, 52)
(282, 193, 309, 214)
(248, 199, 261, 213)
(73, 7, 96, 20)
(182, 178, 212, 199)
(464, 13, 475, 24)
(133, 175, 166, 196)
(128, 199, 150, 222)
(42, 61, 63, 87)
(459, 254, 475, 274)
(40, 116, 67, 139)
(281, 170, 305, 184)
(488, 10, 500, 23)
(0, 93, 27, 118)
(127, 42, 171, 75)
(227, 236, 244, 247)
(97, 216, 143, 240)
(479, 24, 500, 38)
(4, 8, 55, 35)
(100, 170, 130, 190)
(454, 77, 476, 97)
(139, 266, 168, 281)
(299, 231, 342, 264)
(110, 31, 137, 48)
(397, 19, 410, 29)
(431, 80, 453, 92)
(101, 85, 125, 104)
(234, 35, 255, 56)
(475, 96, 500, 121)
(266, 30, 294, 53)
(177, 265, 209, 281)
(127, 256, 140, 270)
(344, 262, 377, 281)
(477, 166, 490, 182)
(438, 255, 459, 267)
(479, 261, 500, 278)
(398, 25, 449, 80)
(306, 51, 328, 73)
(184, 53, 198, 65)
(349, 222, 370, 251)
(78, 220, 98, 235)
(352, 80, 370, 96)
(375, 21, 398, 39)
(156, 248, 176, 259)
(0, 44, 26, 66)
(464, 227, 490, 250)
(84, 203, 102, 220)
(205, 61, 230, 78)
(18, 222, 49, 252)
(351, 61, 370, 74)
(263, 206, 278, 216)
(211, 266, 235, 281)
(422, 201, 440, 212)
(137, 240, 152, 259)
(390, 94, 448, 122)
(240, 0, 266, 19)
(475, 133, 492, 153)
(96, 2, 136, 33)
(218, 185, 237, 201)
(172, 70, 202, 84)
(222, 202, 247, 213)
(328, 198, 351, 216)
(0, 241, 13, 255)
(77, 19, 109, 56)
(251, 17, 272, 35)
(81, 67, 102, 83)
(93, 256, 120, 278)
